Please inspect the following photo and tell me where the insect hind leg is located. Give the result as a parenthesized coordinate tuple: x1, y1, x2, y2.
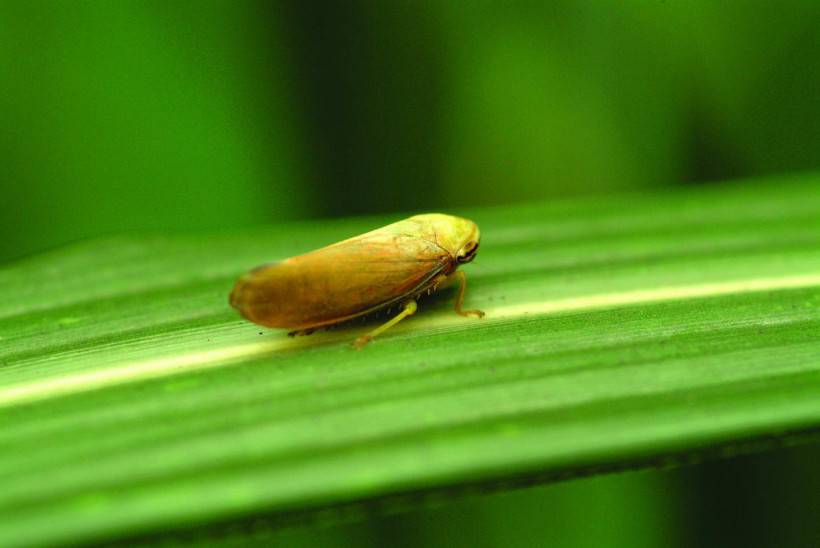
(352, 300, 418, 349)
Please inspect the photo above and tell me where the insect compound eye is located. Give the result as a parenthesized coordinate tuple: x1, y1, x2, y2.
(457, 241, 479, 263)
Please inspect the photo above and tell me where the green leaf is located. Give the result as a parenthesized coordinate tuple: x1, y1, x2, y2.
(1, 175, 819, 546)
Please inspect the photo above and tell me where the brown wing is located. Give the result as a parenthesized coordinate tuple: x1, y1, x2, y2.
(230, 231, 452, 329)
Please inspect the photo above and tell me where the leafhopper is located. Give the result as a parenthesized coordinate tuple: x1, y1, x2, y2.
(229, 213, 484, 348)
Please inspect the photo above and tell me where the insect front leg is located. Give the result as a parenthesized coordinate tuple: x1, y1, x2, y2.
(450, 270, 484, 318)
(352, 300, 418, 349)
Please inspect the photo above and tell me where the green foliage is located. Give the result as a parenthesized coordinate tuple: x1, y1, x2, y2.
(1, 175, 819, 545)
(0, 1, 312, 262)
(5, 1, 820, 262)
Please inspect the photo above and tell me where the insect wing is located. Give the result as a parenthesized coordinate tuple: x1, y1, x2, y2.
(231, 229, 449, 329)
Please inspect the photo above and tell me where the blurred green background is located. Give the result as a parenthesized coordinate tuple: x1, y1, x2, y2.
(2, 1, 819, 546)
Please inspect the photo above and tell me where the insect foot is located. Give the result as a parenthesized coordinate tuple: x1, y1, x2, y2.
(351, 335, 372, 349)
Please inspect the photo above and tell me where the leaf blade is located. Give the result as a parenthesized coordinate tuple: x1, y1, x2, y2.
(1, 175, 819, 546)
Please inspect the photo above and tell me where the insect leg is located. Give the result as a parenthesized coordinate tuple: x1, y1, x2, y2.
(352, 300, 418, 349)
(451, 270, 485, 318)
(288, 328, 316, 337)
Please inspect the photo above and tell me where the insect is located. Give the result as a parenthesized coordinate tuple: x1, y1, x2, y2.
(229, 213, 484, 348)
